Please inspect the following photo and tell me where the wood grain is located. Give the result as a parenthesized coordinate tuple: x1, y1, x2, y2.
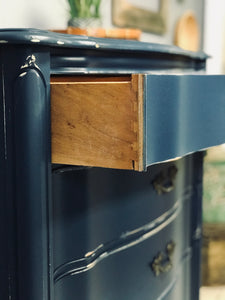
(51, 75, 144, 170)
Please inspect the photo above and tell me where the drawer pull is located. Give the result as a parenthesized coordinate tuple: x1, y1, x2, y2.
(151, 241, 176, 276)
(152, 166, 178, 195)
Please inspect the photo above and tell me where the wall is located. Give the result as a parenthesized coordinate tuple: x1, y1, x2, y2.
(0, 0, 204, 48)
(0, 0, 69, 29)
(204, 0, 225, 73)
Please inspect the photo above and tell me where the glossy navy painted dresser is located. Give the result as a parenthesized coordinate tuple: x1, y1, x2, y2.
(0, 29, 225, 300)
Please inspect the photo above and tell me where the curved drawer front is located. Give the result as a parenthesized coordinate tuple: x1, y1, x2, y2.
(53, 195, 192, 300)
(145, 74, 225, 166)
(52, 153, 200, 268)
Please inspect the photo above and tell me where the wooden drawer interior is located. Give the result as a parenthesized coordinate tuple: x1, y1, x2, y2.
(51, 75, 144, 170)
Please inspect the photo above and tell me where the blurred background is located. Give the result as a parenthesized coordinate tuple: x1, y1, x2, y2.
(0, 0, 224, 72)
(0, 0, 225, 299)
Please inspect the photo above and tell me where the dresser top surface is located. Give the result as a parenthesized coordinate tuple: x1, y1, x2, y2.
(0, 28, 207, 60)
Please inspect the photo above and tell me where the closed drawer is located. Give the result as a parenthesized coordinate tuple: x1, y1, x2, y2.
(52, 153, 200, 268)
(53, 192, 193, 300)
(51, 74, 225, 171)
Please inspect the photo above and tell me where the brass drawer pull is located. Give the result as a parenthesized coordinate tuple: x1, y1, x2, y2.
(152, 166, 178, 195)
(151, 241, 176, 276)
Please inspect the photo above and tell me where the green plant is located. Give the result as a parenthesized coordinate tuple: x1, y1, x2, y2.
(68, 0, 101, 19)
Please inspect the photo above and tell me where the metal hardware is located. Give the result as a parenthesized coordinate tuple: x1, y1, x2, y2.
(151, 241, 176, 276)
(152, 165, 178, 195)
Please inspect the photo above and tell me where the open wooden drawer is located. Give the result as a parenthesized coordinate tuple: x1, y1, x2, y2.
(51, 74, 225, 171)
(51, 75, 144, 171)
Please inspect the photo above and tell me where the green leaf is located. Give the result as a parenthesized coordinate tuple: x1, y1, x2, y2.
(67, 0, 101, 18)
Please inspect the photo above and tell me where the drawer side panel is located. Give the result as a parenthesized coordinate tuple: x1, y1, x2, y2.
(51, 75, 144, 170)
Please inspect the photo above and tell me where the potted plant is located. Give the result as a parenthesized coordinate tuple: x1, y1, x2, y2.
(67, 0, 102, 28)
(65, 0, 141, 40)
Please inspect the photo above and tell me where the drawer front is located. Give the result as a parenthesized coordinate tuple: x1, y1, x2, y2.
(53, 195, 193, 300)
(145, 74, 225, 166)
(52, 153, 201, 268)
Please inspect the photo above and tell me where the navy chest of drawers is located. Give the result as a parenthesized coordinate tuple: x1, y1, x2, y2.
(0, 29, 225, 300)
